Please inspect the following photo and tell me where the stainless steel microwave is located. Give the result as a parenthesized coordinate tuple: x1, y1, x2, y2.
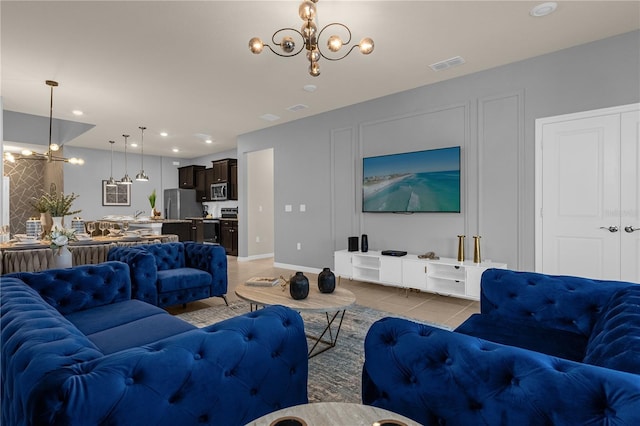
(211, 182, 227, 201)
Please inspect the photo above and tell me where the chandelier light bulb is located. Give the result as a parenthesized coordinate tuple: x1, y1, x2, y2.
(327, 35, 343, 52)
(21, 149, 33, 156)
(299, 1, 316, 21)
(281, 36, 296, 53)
(306, 49, 320, 62)
(359, 37, 374, 55)
(49, 143, 60, 152)
(249, 37, 264, 54)
(309, 61, 320, 77)
(301, 21, 317, 40)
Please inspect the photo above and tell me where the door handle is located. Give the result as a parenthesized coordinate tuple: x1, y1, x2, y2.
(599, 226, 619, 233)
(624, 226, 639, 233)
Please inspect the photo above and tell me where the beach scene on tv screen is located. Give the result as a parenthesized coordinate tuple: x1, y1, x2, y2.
(363, 147, 460, 212)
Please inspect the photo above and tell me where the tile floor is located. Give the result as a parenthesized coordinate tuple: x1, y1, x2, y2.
(169, 256, 479, 329)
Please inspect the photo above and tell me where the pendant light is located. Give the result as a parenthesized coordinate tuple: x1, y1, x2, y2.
(135, 126, 149, 181)
(120, 134, 133, 185)
(106, 140, 118, 187)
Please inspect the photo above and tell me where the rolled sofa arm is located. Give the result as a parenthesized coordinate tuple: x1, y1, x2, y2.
(184, 242, 228, 296)
(107, 246, 159, 305)
(363, 317, 640, 426)
(28, 305, 309, 426)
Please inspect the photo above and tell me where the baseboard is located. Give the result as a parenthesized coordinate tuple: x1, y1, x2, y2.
(237, 253, 274, 262)
(273, 262, 323, 275)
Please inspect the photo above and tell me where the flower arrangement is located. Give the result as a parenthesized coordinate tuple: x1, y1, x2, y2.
(33, 187, 81, 217)
(46, 227, 77, 250)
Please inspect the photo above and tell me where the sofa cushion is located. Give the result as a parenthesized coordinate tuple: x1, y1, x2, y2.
(65, 299, 168, 334)
(455, 314, 588, 362)
(83, 313, 196, 354)
(583, 286, 640, 374)
(157, 268, 212, 292)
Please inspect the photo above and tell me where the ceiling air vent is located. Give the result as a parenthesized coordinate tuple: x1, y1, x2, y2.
(287, 104, 309, 112)
(429, 56, 466, 72)
(260, 113, 280, 122)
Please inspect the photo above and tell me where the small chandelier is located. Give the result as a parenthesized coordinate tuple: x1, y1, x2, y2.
(120, 134, 133, 185)
(135, 126, 149, 181)
(10, 80, 84, 164)
(248, 0, 374, 77)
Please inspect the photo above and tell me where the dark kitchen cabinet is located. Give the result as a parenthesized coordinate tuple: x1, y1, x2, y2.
(211, 159, 237, 182)
(162, 222, 192, 242)
(178, 165, 205, 189)
(220, 220, 238, 256)
(190, 219, 204, 242)
(229, 162, 238, 201)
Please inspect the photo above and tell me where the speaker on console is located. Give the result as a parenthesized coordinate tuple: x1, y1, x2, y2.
(361, 234, 368, 252)
(348, 236, 359, 252)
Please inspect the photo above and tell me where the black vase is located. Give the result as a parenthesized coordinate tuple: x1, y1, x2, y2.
(289, 272, 309, 300)
(361, 234, 368, 252)
(318, 267, 336, 294)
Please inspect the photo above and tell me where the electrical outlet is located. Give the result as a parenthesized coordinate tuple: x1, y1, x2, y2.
(256, 236, 260, 243)
(297, 242, 301, 250)
(299, 204, 306, 212)
(285, 204, 292, 212)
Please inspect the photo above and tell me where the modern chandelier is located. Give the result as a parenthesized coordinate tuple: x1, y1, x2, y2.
(248, 0, 374, 77)
(8, 80, 84, 165)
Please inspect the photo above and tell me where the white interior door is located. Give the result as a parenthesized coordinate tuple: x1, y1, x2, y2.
(536, 104, 640, 283)
(620, 110, 640, 282)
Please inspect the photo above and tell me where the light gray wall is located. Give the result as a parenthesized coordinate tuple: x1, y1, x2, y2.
(237, 30, 640, 271)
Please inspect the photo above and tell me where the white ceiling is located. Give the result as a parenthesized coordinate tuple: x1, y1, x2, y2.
(2, 1, 639, 159)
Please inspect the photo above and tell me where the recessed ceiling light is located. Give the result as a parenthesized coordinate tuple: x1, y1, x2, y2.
(160, 132, 168, 137)
(130, 143, 138, 148)
(172, 148, 179, 153)
(303, 84, 317, 93)
(530, 2, 557, 17)
(260, 113, 280, 122)
(72, 110, 83, 116)
(205, 139, 213, 144)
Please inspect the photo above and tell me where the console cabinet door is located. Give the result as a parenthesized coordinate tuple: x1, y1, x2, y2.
(334, 251, 352, 279)
(402, 259, 428, 291)
(379, 256, 402, 286)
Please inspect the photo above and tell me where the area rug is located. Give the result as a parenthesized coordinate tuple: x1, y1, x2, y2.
(176, 301, 449, 404)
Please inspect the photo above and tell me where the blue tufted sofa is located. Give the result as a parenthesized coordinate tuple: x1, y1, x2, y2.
(1, 262, 308, 425)
(363, 269, 640, 425)
(107, 242, 228, 307)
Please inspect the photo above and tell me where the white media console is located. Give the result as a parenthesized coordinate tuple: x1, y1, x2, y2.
(334, 249, 507, 301)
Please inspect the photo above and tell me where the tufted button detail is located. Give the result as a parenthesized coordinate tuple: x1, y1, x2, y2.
(194, 353, 202, 360)
(510, 377, 519, 386)
(198, 414, 209, 423)
(250, 388, 258, 396)
(445, 358, 453, 366)
(125, 377, 134, 385)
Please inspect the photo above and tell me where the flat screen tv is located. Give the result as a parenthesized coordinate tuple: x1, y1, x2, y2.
(362, 146, 461, 213)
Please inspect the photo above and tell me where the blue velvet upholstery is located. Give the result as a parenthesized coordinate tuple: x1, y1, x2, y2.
(362, 269, 640, 425)
(108, 242, 228, 307)
(1, 262, 309, 425)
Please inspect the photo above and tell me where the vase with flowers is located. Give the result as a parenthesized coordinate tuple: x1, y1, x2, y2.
(46, 227, 77, 269)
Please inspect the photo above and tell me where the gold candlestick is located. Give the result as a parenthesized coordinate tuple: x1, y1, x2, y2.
(473, 235, 482, 264)
(457, 235, 465, 262)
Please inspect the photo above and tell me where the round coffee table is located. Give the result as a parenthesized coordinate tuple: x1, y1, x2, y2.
(247, 402, 420, 426)
(235, 282, 356, 358)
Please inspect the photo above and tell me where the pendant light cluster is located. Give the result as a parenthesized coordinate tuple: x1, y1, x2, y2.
(105, 126, 150, 186)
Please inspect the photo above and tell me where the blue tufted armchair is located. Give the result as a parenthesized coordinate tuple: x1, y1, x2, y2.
(108, 242, 228, 308)
(363, 269, 640, 425)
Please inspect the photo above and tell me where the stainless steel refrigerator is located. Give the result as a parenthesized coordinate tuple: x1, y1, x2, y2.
(164, 189, 202, 219)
